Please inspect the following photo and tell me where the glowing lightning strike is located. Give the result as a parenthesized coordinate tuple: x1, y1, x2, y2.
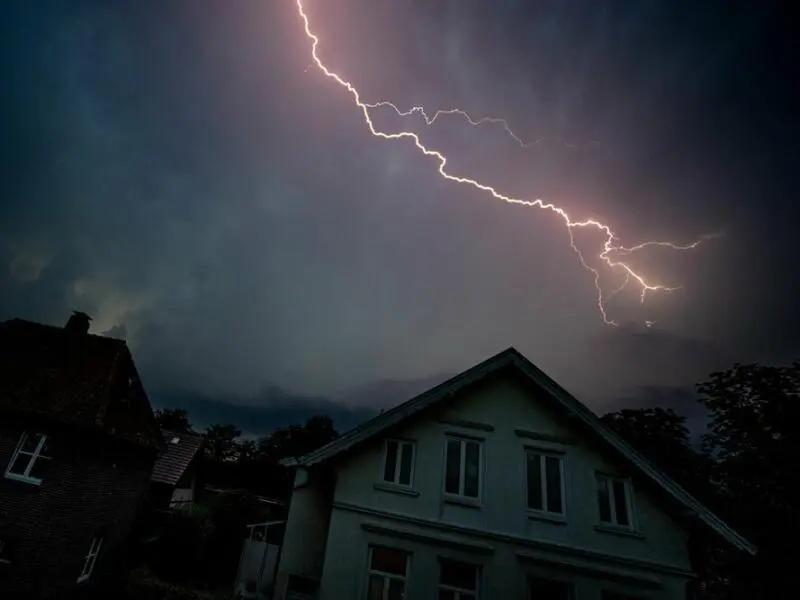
(364, 102, 600, 151)
(295, 0, 713, 326)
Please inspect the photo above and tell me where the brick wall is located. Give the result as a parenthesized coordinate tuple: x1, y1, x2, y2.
(0, 415, 156, 599)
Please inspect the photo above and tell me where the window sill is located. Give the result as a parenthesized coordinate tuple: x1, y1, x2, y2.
(594, 524, 645, 539)
(527, 510, 567, 525)
(443, 494, 482, 509)
(4, 473, 42, 486)
(374, 482, 419, 497)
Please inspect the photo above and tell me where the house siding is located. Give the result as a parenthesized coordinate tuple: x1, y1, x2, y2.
(320, 507, 689, 600)
(0, 415, 155, 599)
(332, 375, 692, 571)
(277, 373, 696, 599)
(273, 468, 332, 600)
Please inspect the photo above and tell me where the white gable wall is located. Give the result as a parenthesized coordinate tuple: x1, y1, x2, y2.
(315, 374, 693, 599)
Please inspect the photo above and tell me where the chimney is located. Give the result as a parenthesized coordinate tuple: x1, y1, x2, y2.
(65, 311, 92, 334)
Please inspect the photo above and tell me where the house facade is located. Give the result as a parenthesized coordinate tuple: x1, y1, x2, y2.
(0, 313, 162, 599)
(273, 348, 755, 600)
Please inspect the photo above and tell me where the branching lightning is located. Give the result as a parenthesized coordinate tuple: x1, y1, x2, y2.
(364, 102, 600, 151)
(294, 0, 714, 326)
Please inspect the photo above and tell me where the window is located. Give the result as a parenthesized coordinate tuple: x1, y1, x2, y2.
(438, 558, 479, 600)
(526, 450, 565, 516)
(596, 474, 633, 528)
(382, 440, 415, 487)
(5, 431, 51, 484)
(366, 546, 409, 600)
(602, 592, 647, 600)
(77, 535, 103, 583)
(444, 438, 482, 500)
(0, 537, 16, 564)
(528, 577, 574, 600)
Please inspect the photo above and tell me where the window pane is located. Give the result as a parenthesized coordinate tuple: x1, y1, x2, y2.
(529, 577, 573, 600)
(545, 456, 563, 513)
(463, 442, 480, 498)
(398, 443, 413, 486)
(21, 432, 43, 453)
(28, 456, 51, 480)
(39, 436, 52, 458)
(440, 559, 477, 591)
(370, 546, 408, 575)
(384, 441, 398, 483)
(438, 590, 455, 600)
(7, 452, 30, 476)
(445, 440, 461, 494)
(527, 452, 543, 510)
(387, 578, 405, 600)
(597, 477, 612, 523)
(612, 480, 630, 526)
(367, 574, 384, 600)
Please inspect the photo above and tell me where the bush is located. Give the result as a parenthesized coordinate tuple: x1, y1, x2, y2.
(126, 567, 240, 600)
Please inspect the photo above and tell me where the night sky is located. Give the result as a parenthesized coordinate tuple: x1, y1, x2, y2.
(1, 0, 795, 434)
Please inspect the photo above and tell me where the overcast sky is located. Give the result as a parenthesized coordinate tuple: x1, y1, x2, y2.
(1, 0, 795, 432)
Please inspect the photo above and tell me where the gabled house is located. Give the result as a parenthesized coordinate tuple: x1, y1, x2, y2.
(274, 348, 756, 600)
(0, 313, 162, 599)
(150, 429, 205, 511)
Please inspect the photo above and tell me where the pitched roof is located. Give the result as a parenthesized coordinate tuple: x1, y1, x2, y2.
(283, 347, 757, 556)
(152, 429, 205, 486)
(0, 318, 162, 450)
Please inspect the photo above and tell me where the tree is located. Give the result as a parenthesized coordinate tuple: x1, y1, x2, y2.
(154, 408, 193, 433)
(696, 362, 800, 599)
(259, 415, 338, 461)
(600, 407, 711, 501)
(204, 423, 242, 461)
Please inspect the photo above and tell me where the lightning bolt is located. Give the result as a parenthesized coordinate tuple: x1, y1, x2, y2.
(294, 0, 714, 326)
(364, 102, 600, 151)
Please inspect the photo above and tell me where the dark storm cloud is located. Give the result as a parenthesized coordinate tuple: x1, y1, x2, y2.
(1, 0, 795, 428)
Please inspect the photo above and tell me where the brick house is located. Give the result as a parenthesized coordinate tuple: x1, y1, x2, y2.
(0, 312, 162, 599)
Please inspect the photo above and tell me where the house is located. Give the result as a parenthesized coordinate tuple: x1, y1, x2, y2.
(150, 429, 205, 511)
(273, 348, 756, 600)
(0, 313, 162, 599)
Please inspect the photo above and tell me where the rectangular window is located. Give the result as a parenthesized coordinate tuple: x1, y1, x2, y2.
(5, 431, 51, 484)
(438, 558, 479, 600)
(526, 450, 565, 516)
(77, 535, 103, 583)
(596, 474, 633, 528)
(444, 438, 482, 500)
(528, 577, 574, 600)
(382, 440, 415, 487)
(0, 537, 16, 564)
(366, 546, 409, 600)
(602, 592, 647, 600)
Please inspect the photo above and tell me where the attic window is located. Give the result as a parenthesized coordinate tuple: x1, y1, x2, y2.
(5, 432, 52, 485)
(170, 437, 180, 445)
(0, 537, 16, 564)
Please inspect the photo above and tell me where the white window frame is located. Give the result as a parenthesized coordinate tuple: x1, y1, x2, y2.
(0, 538, 11, 564)
(443, 437, 483, 501)
(4, 431, 51, 485)
(381, 439, 416, 487)
(365, 545, 409, 600)
(596, 474, 635, 529)
(77, 535, 103, 583)
(525, 449, 567, 517)
(437, 558, 480, 600)
(527, 576, 575, 600)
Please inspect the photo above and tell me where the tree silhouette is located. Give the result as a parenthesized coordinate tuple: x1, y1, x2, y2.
(696, 362, 800, 599)
(154, 408, 194, 433)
